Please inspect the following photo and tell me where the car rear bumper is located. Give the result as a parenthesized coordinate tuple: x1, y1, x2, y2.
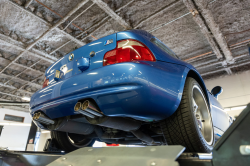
(30, 61, 189, 121)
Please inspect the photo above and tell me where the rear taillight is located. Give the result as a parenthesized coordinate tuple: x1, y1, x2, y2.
(103, 39, 155, 66)
(42, 77, 49, 88)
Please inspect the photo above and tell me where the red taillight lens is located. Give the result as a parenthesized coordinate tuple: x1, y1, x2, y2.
(103, 39, 155, 66)
(42, 77, 49, 88)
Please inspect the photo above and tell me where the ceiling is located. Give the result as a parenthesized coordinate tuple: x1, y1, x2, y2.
(0, 0, 250, 112)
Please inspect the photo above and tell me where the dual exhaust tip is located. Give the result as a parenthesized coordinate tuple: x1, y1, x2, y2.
(33, 112, 55, 125)
(33, 100, 101, 125)
(74, 100, 103, 118)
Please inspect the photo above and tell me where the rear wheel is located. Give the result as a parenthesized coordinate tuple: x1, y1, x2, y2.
(160, 77, 214, 152)
(51, 131, 95, 152)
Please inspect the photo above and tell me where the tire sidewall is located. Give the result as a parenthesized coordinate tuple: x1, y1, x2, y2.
(186, 78, 215, 152)
(51, 131, 95, 152)
(66, 132, 95, 148)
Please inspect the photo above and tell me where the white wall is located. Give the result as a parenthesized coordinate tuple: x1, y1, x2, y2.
(205, 70, 250, 117)
(37, 132, 51, 151)
(0, 108, 31, 150)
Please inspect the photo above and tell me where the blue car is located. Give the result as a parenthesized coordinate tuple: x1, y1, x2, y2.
(30, 30, 230, 152)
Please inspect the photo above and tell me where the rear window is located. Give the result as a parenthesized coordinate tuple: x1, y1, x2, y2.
(150, 38, 178, 59)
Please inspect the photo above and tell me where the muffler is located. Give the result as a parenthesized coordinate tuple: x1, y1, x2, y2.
(33, 112, 94, 135)
(49, 118, 95, 135)
(33, 112, 55, 125)
(87, 116, 141, 132)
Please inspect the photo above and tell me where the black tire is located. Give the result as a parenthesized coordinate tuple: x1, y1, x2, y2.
(160, 77, 214, 153)
(51, 131, 95, 152)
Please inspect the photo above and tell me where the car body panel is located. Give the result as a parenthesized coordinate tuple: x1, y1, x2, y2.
(116, 30, 211, 109)
(30, 61, 189, 122)
(117, 30, 194, 69)
(43, 33, 117, 88)
(30, 30, 229, 138)
(208, 92, 229, 132)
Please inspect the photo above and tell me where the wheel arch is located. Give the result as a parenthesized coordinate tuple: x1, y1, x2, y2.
(185, 69, 211, 109)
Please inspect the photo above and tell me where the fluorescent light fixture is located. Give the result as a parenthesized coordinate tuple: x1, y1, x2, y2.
(22, 97, 31, 101)
(0, 123, 31, 126)
(231, 106, 247, 111)
(41, 130, 50, 134)
(224, 105, 247, 111)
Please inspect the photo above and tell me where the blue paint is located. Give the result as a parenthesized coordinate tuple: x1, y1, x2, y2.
(77, 57, 90, 72)
(30, 29, 227, 131)
(31, 61, 187, 121)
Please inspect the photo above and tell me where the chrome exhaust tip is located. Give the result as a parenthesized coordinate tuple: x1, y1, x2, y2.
(74, 102, 95, 118)
(82, 100, 103, 117)
(34, 112, 55, 125)
(32, 113, 37, 120)
(74, 102, 82, 112)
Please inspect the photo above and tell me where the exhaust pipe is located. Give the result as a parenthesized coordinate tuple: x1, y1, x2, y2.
(74, 102, 95, 118)
(34, 101, 155, 144)
(87, 116, 141, 132)
(33, 112, 95, 135)
(33, 112, 54, 125)
(74, 100, 103, 118)
(81, 100, 103, 117)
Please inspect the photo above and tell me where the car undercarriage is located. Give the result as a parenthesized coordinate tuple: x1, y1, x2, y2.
(33, 100, 167, 147)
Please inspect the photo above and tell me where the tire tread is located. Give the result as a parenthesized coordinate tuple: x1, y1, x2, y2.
(160, 77, 214, 152)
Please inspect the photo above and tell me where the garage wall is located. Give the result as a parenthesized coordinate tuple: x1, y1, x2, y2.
(204, 70, 250, 117)
(37, 132, 51, 151)
(0, 108, 31, 150)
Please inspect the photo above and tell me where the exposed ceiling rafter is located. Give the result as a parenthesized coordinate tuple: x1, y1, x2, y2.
(0, 72, 42, 88)
(80, 16, 111, 42)
(17, 74, 43, 92)
(52, 15, 111, 53)
(12, 62, 44, 75)
(201, 58, 250, 77)
(4, 60, 43, 86)
(0, 35, 56, 63)
(182, 0, 223, 60)
(194, 0, 234, 63)
(0, 91, 24, 99)
(92, 0, 132, 29)
(0, 0, 89, 84)
(0, 83, 33, 95)
(25, 0, 89, 50)
(7, 0, 85, 46)
(24, 0, 33, 8)
(135, 0, 181, 29)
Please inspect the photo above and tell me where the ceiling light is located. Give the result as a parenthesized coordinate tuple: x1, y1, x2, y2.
(231, 106, 247, 111)
(224, 106, 247, 111)
(22, 97, 31, 101)
(0, 123, 31, 126)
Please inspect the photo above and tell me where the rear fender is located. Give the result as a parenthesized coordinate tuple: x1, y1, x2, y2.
(185, 69, 211, 111)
